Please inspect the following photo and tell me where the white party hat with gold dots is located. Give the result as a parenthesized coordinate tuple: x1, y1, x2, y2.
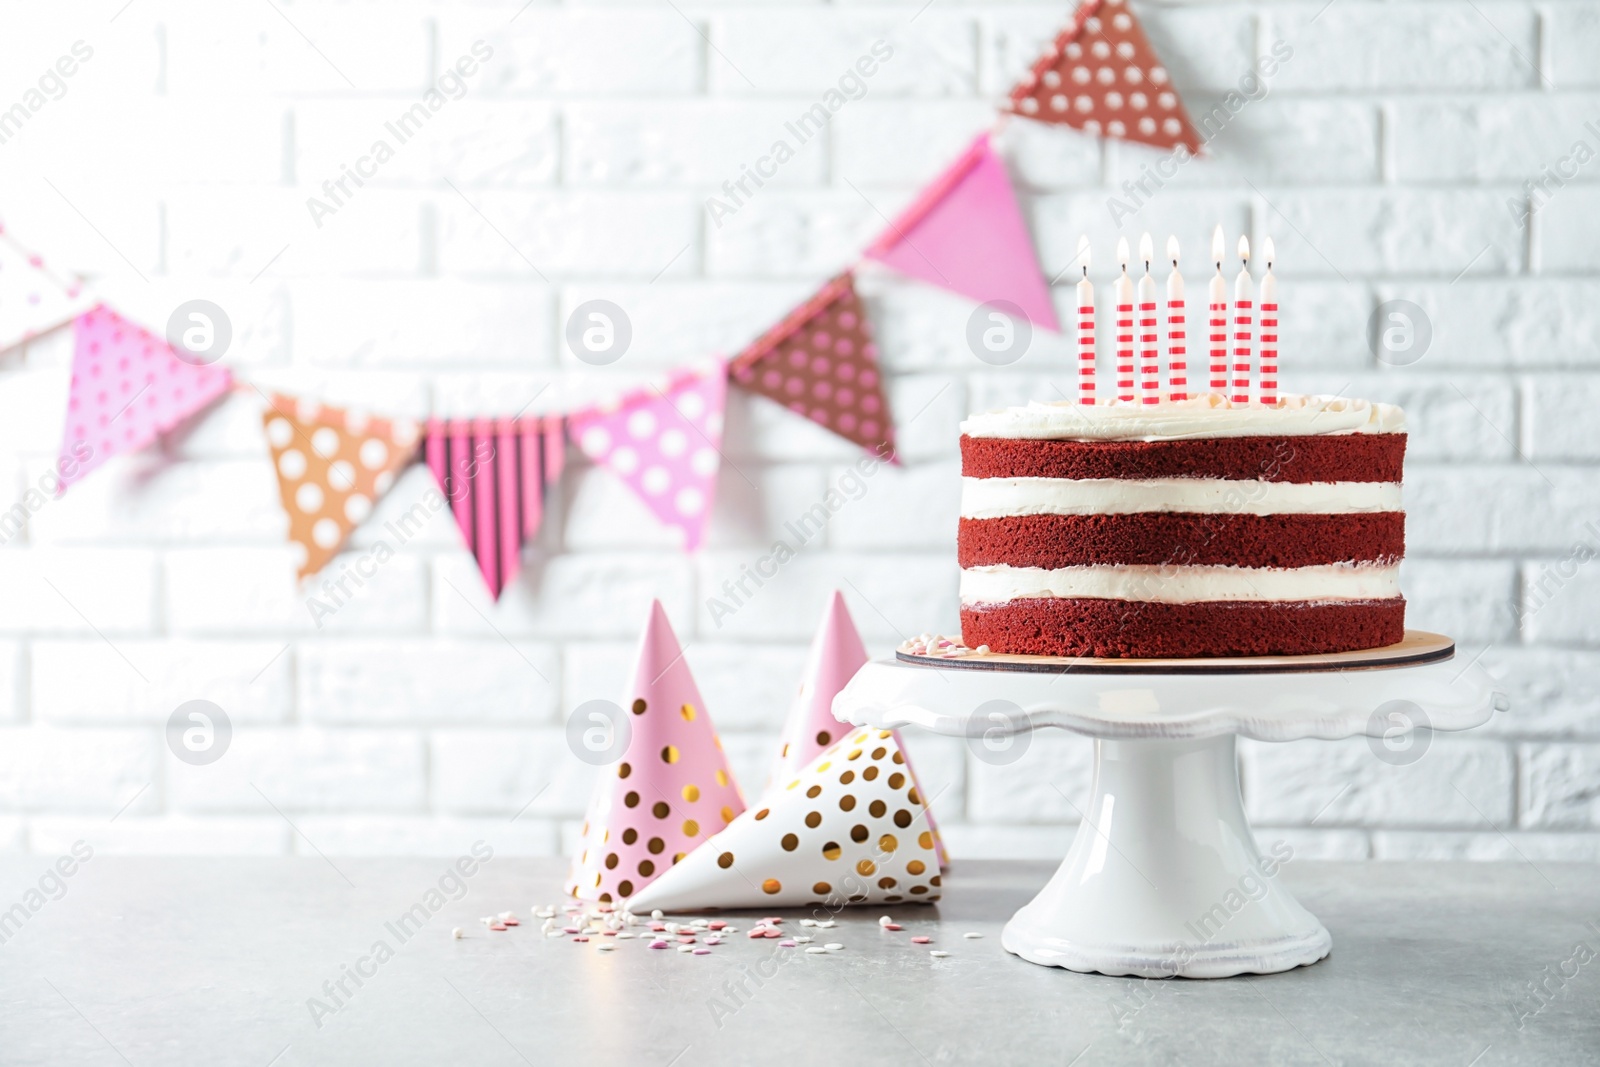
(626, 727, 942, 912)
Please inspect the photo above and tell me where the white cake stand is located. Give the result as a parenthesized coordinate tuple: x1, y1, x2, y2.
(832, 631, 1507, 979)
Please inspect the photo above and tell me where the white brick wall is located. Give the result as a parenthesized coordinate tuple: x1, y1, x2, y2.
(0, 0, 1594, 863)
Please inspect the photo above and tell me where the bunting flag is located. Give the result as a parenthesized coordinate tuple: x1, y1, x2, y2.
(730, 273, 896, 460)
(1004, 0, 1202, 155)
(261, 395, 420, 579)
(57, 306, 233, 493)
(568, 363, 726, 552)
(0, 226, 92, 354)
(424, 415, 566, 599)
(864, 133, 1060, 333)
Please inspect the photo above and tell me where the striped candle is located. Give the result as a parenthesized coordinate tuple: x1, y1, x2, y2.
(1232, 235, 1254, 405)
(1165, 235, 1187, 402)
(1137, 233, 1159, 405)
(1115, 236, 1134, 403)
(1260, 236, 1278, 407)
(1076, 235, 1095, 405)
(1209, 225, 1227, 395)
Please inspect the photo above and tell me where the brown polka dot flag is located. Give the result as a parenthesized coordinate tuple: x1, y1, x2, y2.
(730, 272, 896, 460)
(261, 395, 420, 580)
(1005, 0, 1202, 155)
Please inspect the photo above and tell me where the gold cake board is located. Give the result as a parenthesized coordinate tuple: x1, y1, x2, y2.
(894, 629, 1454, 676)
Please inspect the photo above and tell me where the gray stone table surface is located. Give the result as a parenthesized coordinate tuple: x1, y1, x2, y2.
(0, 857, 1596, 1066)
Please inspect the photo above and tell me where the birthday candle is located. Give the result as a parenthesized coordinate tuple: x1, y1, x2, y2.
(1165, 235, 1187, 402)
(1115, 237, 1134, 403)
(1232, 236, 1254, 405)
(1209, 225, 1227, 396)
(1259, 237, 1278, 407)
(1076, 235, 1096, 406)
(1137, 233, 1159, 405)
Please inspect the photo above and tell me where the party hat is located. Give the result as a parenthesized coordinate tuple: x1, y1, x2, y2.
(768, 591, 949, 869)
(626, 727, 942, 912)
(567, 600, 746, 904)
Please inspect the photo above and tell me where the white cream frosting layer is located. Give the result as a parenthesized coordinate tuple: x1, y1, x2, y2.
(960, 563, 1402, 605)
(960, 477, 1402, 518)
(961, 393, 1406, 442)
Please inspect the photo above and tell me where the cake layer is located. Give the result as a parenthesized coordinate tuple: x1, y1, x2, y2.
(958, 513, 1405, 570)
(960, 476, 1401, 518)
(960, 433, 1405, 483)
(961, 393, 1405, 441)
(959, 597, 1407, 658)
(961, 563, 1400, 605)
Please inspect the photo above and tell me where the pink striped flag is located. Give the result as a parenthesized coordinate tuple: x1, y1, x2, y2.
(425, 414, 566, 599)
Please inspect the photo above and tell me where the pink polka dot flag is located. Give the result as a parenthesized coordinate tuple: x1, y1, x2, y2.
(864, 133, 1061, 334)
(568, 600, 746, 904)
(57, 305, 233, 493)
(730, 272, 896, 461)
(0, 226, 92, 355)
(567, 362, 727, 552)
(1005, 0, 1202, 155)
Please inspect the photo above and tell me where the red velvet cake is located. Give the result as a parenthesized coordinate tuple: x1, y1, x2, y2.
(958, 394, 1407, 658)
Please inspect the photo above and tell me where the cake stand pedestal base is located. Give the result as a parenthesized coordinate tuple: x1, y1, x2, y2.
(834, 631, 1507, 979)
(1003, 734, 1328, 978)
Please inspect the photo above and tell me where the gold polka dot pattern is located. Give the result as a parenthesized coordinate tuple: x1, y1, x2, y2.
(620, 727, 941, 912)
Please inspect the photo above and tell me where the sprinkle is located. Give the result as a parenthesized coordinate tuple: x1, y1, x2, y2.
(678, 937, 697, 944)
(650, 923, 667, 932)
(602, 930, 618, 937)
(817, 920, 836, 929)
(878, 916, 894, 927)
(708, 921, 727, 930)
(964, 932, 984, 939)
(545, 930, 563, 939)
(502, 918, 520, 926)
(693, 948, 712, 955)
(705, 936, 723, 946)
(748, 928, 766, 939)
(824, 943, 844, 951)
(884, 924, 903, 932)
(596, 943, 615, 952)
(490, 922, 508, 931)
(795, 936, 813, 943)
(779, 940, 797, 948)
(499, 911, 514, 920)
(616, 931, 635, 939)
(691, 919, 710, 928)
(451, 927, 463, 939)
(911, 936, 931, 944)
(676, 944, 695, 953)
(762, 917, 783, 925)
(663, 922, 680, 934)
(479, 916, 493, 925)
(563, 927, 581, 935)
(805, 946, 828, 954)
(764, 930, 782, 939)
(930, 950, 950, 958)
(799, 919, 816, 927)
(572, 936, 589, 942)
(649, 939, 670, 950)
(651, 909, 664, 920)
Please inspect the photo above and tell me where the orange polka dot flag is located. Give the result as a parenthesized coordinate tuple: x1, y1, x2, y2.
(768, 590, 950, 870)
(730, 272, 896, 461)
(56, 306, 233, 493)
(260, 394, 421, 580)
(627, 727, 942, 912)
(568, 599, 746, 904)
(1005, 0, 1202, 155)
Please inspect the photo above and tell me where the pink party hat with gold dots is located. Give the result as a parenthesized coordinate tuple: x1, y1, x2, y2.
(567, 600, 746, 904)
(768, 591, 949, 868)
